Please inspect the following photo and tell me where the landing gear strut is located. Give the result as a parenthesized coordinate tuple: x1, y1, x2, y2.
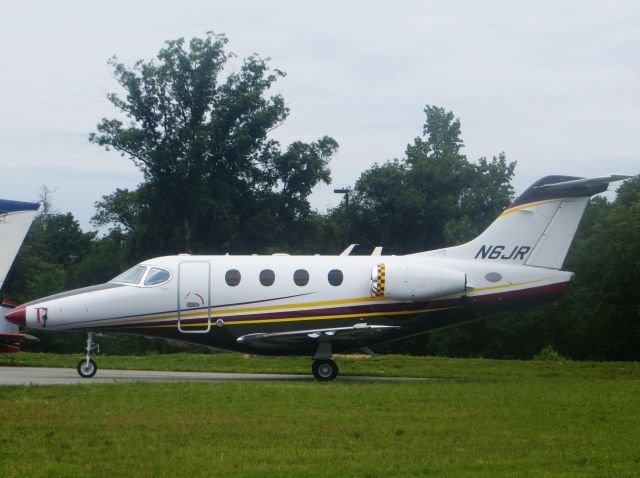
(77, 332, 98, 378)
(312, 341, 338, 381)
(312, 359, 339, 381)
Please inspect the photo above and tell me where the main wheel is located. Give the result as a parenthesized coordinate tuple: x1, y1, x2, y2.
(312, 359, 338, 381)
(77, 359, 97, 378)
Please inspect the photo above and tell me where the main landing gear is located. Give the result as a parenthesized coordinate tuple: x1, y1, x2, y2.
(312, 359, 339, 381)
(311, 341, 339, 381)
(77, 332, 99, 378)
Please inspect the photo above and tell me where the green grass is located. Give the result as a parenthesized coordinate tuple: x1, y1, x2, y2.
(2, 351, 640, 381)
(1, 354, 639, 477)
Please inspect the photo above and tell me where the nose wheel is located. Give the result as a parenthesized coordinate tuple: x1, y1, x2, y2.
(312, 359, 338, 381)
(77, 358, 97, 378)
(77, 332, 99, 378)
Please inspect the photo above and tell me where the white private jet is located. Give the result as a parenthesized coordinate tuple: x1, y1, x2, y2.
(0, 198, 39, 353)
(5, 175, 632, 380)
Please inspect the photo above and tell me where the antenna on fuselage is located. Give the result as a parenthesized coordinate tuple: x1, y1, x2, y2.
(339, 244, 359, 256)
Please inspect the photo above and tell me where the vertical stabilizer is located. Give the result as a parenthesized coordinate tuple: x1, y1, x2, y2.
(0, 199, 39, 290)
(416, 175, 632, 269)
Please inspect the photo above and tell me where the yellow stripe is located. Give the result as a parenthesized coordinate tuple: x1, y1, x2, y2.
(84, 278, 556, 330)
(469, 278, 552, 293)
(499, 199, 559, 217)
(213, 296, 378, 315)
(136, 305, 460, 329)
(80, 295, 385, 328)
(126, 277, 551, 329)
(96, 278, 553, 329)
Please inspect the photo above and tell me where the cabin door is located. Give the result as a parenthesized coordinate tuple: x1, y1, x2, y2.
(177, 261, 211, 333)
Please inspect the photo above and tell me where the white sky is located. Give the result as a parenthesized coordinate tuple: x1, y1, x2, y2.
(1, 0, 639, 230)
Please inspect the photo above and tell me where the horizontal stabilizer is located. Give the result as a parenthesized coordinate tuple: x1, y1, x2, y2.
(535, 175, 633, 190)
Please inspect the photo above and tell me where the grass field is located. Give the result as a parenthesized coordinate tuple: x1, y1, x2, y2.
(1, 354, 639, 477)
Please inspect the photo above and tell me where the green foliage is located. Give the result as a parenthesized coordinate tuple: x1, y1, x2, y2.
(533, 345, 567, 361)
(2, 357, 640, 477)
(92, 188, 140, 232)
(90, 34, 336, 257)
(339, 105, 515, 254)
(554, 177, 640, 360)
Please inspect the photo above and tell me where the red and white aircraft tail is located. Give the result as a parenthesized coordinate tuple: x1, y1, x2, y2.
(417, 175, 631, 270)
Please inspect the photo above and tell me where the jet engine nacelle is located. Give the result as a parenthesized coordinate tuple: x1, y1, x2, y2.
(370, 262, 467, 301)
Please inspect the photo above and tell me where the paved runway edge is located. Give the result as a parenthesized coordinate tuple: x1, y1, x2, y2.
(0, 366, 437, 385)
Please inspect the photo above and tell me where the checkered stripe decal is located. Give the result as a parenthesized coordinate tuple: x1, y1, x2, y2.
(370, 263, 386, 298)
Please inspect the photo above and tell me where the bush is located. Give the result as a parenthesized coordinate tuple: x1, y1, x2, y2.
(533, 345, 568, 362)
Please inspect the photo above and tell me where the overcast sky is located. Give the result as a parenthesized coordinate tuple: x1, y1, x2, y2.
(1, 0, 638, 230)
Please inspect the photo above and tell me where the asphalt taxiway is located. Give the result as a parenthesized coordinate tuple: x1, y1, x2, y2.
(0, 366, 434, 385)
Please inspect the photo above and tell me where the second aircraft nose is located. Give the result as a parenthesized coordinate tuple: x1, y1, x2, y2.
(5, 304, 26, 326)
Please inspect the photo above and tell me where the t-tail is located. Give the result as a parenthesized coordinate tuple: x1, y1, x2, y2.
(417, 175, 633, 269)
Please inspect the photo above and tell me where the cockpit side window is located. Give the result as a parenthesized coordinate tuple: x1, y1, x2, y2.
(110, 265, 148, 286)
(144, 267, 172, 286)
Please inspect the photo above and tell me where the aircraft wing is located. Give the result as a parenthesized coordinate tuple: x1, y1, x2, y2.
(236, 323, 401, 348)
(0, 332, 28, 353)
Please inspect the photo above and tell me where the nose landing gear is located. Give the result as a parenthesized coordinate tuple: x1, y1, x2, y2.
(77, 332, 99, 378)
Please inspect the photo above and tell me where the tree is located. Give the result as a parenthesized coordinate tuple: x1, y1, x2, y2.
(90, 34, 337, 256)
(92, 188, 140, 233)
(555, 177, 640, 359)
(338, 105, 515, 254)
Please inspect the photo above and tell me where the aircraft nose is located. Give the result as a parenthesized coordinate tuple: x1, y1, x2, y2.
(5, 304, 26, 326)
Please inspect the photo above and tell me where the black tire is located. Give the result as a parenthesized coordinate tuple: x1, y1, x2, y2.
(312, 359, 338, 381)
(77, 359, 97, 378)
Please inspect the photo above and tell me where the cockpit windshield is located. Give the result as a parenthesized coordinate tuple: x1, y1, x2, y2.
(110, 265, 148, 285)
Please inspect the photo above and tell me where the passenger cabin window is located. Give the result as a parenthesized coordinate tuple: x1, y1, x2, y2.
(259, 269, 275, 286)
(293, 269, 309, 286)
(110, 265, 147, 286)
(144, 267, 171, 286)
(225, 269, 241, 287)
(328, 269, 343, 286)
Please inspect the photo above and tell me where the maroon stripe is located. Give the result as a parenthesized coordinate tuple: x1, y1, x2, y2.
(92, 281, 571, 330)
(472, 282, 569, 303)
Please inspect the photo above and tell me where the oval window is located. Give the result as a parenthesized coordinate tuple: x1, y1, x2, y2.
(485, 272, 502, 283)
(259, 269, 275, 286)
(293, 269, 309, 286)
(144, 267, 171, 286)
(328, 269, 343, 286)
(225, 269, 241, 287)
